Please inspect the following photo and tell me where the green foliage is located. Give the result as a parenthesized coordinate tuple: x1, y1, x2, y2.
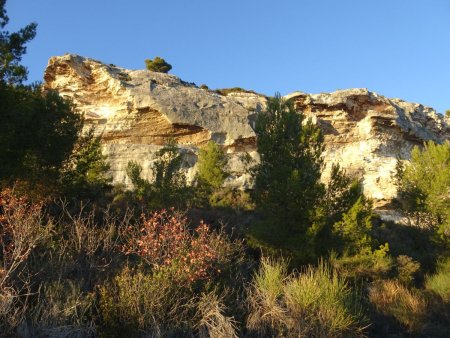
(99, 266, 194, 336)
(144, 56, 172, 73)
(445, 109, 450, 118)
(61, 128, 112, 199)
(247, 258, 367, 337)
(323, 164, 361, 225)
(0, 85, 83, 185)
(126, 139, 192, 209)
(0, 0, 37, 84)
(425, 257, 450, 301)
(252, 93, 324, 233)
(396, 255, 420, 285)
(397, 140, 450, 240)
(214, 87, 259, 96)
(330, 250, 393, 280)
(332, 197, 375, 256)
(197, 141, 229, 190)
(209, 188, 254, 211)
(0, 3, 82, 192)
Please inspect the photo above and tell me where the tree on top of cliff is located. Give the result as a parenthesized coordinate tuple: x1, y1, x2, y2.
(0, 0, 37, 84)
(144, 57, 172, 73)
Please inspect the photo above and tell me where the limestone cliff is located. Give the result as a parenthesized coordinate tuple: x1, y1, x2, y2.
(44, 54, 450, 216)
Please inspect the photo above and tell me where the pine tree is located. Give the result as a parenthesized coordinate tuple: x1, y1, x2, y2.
(0, 0, 37, 84)
(197, 141, 229, 190)
(144, 57, 172, 73)
(398, 140, 450, 240)
(252, 93, 324, 233)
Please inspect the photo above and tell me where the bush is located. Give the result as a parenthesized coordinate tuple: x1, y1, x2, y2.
(0, 188, 53, 334)
(144, 56, 172, 73)
(330, 249, 393, 281)
(397, 140, 450, 241)
(197, 140, 229, 191)
(196, 290, 239, 338)
(127, 140, 192, 209)
(31, 279, 95, 336)
(122, 209, 223, 284)
(425, 257, 450, 301)
(332, 197, 374, 256)
(99, 266, 194, 336)
(247, 258, 367, 337)
(209, 188, 254, 212)
(396, 255, 420, 285)
(369, 280, 427, 332)
(61, 127, 112, 200)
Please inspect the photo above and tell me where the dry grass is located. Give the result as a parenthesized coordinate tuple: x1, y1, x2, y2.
(196, 290, 239, 338)
(369, 279, 427, 332)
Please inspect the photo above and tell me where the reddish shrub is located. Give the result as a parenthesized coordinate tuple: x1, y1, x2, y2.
(123, 209, 223, 283)
(1, 189, 46, 287)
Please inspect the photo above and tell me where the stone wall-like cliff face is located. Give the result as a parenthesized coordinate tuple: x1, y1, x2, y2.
(44, 54, 450, 215)
(44, 54, 266, 187)
(288, 90, 449, 211)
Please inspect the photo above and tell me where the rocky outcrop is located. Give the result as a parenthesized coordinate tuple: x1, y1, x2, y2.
(44, 54, 266, 186)
(288, 89, 449, 210)
(44, 54, 450, 214)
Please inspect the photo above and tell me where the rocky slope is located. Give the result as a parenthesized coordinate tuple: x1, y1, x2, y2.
(44, 54, 450, 216)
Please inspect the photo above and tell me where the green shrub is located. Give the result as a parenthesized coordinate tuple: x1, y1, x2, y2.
(214, 87, 259, 96)
(197, 141, 229, 191)
(397, 140, 450, 241)
(126, 139, 192, 209)
(247, 258, 367, 337)
(330, 248, 393, 280)
(425, 257, 450, 301)
(396, 255, 420, 285)
(144, 57, 172, 73)
(99, 266, 194, 336)
(332, 197, 375, 256)
(209, 188, 254, 212)
(61, 127, 112, 200)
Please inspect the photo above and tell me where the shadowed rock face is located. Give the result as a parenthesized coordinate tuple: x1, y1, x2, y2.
(44, 54, 449, 216)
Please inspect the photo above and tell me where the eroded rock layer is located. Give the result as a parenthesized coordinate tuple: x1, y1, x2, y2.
(44, 54, 450, 214)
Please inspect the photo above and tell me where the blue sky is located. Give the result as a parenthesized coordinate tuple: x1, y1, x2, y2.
(6, 0, 450, 113)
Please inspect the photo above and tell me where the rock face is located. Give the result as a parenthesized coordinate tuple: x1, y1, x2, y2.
(44, 54, 450, 215)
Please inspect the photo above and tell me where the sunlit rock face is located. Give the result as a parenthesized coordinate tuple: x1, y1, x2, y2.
(44, 54, 265, 187)
(288, 89, 449, 211)
(44, 54, 449, 217)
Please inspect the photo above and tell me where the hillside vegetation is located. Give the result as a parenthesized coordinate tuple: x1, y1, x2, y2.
(1, 1, 449, 337)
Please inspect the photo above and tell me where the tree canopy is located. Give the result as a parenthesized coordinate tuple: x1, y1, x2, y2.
(398, 140, 450, 240)
(0, 0, 37, 84)
(0, 0, 83, 190)
(252, 93, 324, 233)
(144, 57, 172, 73)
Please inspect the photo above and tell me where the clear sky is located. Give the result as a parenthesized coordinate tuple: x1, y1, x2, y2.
(6, 0, 450, 113)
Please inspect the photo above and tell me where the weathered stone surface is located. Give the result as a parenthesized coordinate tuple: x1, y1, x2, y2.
(44, 54, 450, 216)
(289, 89, 449, 210)
(44, 54, 266, 186)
